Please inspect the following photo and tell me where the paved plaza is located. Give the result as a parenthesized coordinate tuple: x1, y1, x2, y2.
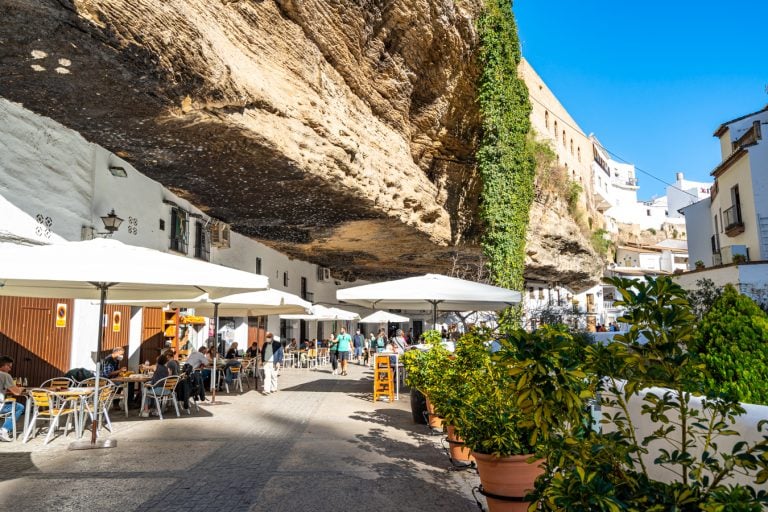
(0, 363, 480, 512)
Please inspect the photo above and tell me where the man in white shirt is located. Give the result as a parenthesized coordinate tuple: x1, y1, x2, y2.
(186, 347, 209, 369)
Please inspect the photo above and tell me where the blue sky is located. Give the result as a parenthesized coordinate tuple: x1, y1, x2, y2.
(514, 1, 767, 199)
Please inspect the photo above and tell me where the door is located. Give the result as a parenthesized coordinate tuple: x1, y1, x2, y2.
(0, 297, 73, 385)
(140, 307, 164, 365)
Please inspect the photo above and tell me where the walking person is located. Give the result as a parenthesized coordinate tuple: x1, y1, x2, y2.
(329, 334, 339, 375)
(261, 332, 283, 394)
(335, 327, 352, 376)
(362, 332, 371, 366)
(375, 328, 387, 353)
(352, 329, 365, 364)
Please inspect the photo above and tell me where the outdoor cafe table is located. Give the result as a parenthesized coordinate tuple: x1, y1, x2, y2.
(111, 375, 152, 417)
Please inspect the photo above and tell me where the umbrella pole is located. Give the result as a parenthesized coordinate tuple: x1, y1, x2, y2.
(431, 301, 437, 330)
(70, 283, 116, 450)
(211, 303, 219, 403)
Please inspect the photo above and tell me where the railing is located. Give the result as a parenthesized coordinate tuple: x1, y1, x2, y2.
(723, 204, 744, 236)
(301, 291, 314, 302)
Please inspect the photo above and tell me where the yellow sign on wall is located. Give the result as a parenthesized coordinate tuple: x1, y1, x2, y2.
(112, 311, 122, 332)
(55, 303, 67, 328)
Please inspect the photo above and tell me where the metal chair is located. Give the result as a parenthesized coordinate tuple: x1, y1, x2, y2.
(23, 388, 78, 444)
(241, 358, 258, 389)
(40, 377, 76, 389)
(82, 384, 115, 436)
(224, 365, 244, 393)
(0, 398, 20, 441)
(143, 376, 181, 420)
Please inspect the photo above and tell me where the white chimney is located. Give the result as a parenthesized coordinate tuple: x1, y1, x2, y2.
(676, 172, 684, 181)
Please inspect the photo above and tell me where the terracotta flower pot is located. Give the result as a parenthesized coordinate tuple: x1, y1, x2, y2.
(445, 425, 474, 464)
(425, 396, 444, 431)
(472, 451, 544, 512)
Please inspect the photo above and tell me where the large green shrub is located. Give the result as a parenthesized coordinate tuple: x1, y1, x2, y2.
(533, 277, 768, 511)
(693, 284, 768, 405)
(477, 0, 535, 290)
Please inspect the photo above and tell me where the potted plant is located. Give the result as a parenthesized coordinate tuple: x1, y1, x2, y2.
(440, 325, 593, 511)
(532, 276, 768, 510)
(402, 330, 451, 430)
(694, 259, 705, 270)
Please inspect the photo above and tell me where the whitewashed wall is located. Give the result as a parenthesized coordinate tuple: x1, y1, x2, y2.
(604, 385, 768, 489)
(0, 97, 368, 367)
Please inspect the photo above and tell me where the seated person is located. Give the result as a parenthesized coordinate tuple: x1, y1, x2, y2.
(142, 354, 170, 417)
(0, 355, 25, 441)
(164, 349, 180, 376)
(102, 347, 126, 379)
(186, 346, 209, 369)
(225, 342, 240, 359)
(245, 341, 259, 358)
(223, 343, 241, 387)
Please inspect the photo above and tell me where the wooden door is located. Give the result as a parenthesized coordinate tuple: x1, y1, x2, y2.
(141, 307, 164, 364)
(100, 305, 131, 361)
(248, 316, 267, 350)
(0, 297, 73, 386)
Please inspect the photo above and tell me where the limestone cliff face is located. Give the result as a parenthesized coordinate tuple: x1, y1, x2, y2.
(0, 0, 601, 288)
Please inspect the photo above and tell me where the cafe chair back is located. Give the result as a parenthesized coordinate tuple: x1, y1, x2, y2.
(84, 384, 116, 436)
(40, 377, 76, 389)
(144, 376, 181, 420)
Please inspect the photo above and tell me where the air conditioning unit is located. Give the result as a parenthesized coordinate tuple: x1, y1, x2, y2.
(210, 221, 231, 249)
(317, 267, 331, 282)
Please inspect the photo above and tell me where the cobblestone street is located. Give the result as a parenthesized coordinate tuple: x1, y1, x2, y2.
(0, 364, 480, 512)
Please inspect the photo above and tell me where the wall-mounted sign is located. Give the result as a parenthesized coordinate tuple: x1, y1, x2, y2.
(112, 311, 122, 333)
(180, 315, 206, 325)
(55, 303, 67, 328)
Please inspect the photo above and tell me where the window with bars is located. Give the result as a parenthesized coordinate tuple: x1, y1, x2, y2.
(170, 207, 188, 254)
(194, 220, 210, 261)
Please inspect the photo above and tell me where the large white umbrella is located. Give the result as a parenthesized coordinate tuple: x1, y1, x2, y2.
(111, 289, 311, 399)
(0, 238, 268, 300)
(280, 304, 359, 321)
(359, 311, 410, 324)
(118, 289, 312, 318)
(0, 238, 269, 447)
(336, 273, 521, 326)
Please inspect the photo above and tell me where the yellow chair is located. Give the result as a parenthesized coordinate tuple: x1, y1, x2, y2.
(23, 388, 78, 444)
(83, 384, 116, 436)
(143, 376, 181, 420)
(40, 377, 76, 389)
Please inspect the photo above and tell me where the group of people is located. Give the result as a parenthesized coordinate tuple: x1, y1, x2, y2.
(595, 322, 620, 332)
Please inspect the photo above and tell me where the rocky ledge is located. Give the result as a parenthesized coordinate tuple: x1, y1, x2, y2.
(0, 0, 602, 288)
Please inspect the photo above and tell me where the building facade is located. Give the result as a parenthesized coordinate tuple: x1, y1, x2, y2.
(682, 106, 768, 269)
(0, 98, 372, 383)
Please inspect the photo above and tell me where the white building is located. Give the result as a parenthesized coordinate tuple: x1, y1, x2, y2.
(0, 98, 376, 374)
(666, 172, 711, 219)
(681, 105, 768, 269)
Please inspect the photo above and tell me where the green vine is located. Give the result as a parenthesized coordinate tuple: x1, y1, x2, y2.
(477, 0, 535, 290)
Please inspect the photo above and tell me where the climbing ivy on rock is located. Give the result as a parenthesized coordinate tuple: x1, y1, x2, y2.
(477, 0, 535, 290)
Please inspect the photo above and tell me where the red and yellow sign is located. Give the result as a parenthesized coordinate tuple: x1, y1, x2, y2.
(112, 311, 122, 332)
(55, 303, 67, 328)
(180, 315, 206, 325)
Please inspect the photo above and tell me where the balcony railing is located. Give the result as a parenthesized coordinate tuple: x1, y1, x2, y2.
(723, 204, 744, 236)
(301, 291, 314, 302)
